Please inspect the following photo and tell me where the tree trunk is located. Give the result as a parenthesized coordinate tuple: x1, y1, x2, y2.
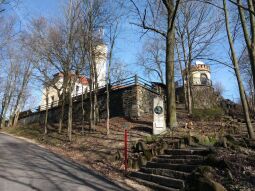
(93, 60, 99, 124)
(176, 45, 188, 109)
(224, 0, 255, 139)
(238, 0, 255, 93)
(106, 82, 110, 135)
(12, 109, 20, 128)
(250, 49, 255, 91)
(94, 82, 99, 124)
(0, 107, 7, 128)
(59, 74, 68, 133)
(186, 72, 192, 114)
(1, 100, 10, 128)
(106, 50, 112, 135)
(166, 9, 177, 129)
(187, 27, 193, 115)
(81, 86, 85, 135)
(180, 34, 192, 114)
(44, 88, 49, 135)
(89, 63, 95, 132)
(67, 89, 72, 141)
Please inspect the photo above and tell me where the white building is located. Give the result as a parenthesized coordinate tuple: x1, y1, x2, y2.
(40, 43, 107, 108)
(183, 61, 211, 86)
(95, 44, 107, 88)
(40, 73, 89, 107)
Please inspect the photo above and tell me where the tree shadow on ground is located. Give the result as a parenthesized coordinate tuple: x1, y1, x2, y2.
(0, 134, 133, 191)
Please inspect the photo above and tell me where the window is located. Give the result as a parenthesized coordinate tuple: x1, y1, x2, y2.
(76, 85, 79, 95)
(51, 96, 54, 107)
(200, 73, 208, 85)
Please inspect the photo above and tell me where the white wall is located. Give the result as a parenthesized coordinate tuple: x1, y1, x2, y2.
(41, 77, 88, 108)
(95, 44, 107, 88)
(40, 43, 107, 108)
(191, 70, 211, 85)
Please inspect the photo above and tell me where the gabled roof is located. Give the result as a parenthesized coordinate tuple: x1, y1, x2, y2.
(53, 72, 89, 85)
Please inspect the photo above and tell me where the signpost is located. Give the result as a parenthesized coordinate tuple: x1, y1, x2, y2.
(153, 96, 166, 135)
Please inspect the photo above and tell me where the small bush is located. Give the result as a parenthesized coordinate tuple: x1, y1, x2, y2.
(192, 108, 224, 121)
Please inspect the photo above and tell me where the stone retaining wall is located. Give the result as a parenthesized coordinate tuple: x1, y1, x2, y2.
(191, 86, 219, 109)
(19, 85, 160, 125)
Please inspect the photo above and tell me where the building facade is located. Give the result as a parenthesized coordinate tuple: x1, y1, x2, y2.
(175, 61, 218, 108)
(184, 60, 212, 86)
(40, 43, 107, 108)
(40, 73, 89, 107)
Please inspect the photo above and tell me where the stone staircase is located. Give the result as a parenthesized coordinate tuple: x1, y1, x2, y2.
(129, 148, 210, 191)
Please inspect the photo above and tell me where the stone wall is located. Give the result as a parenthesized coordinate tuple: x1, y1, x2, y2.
(19, 85, 160, 125)
(175, 87, 185, 103)
(137, 85, 160, 116)
(191, 86, 219, 109)
(175, 85, 220, 109)
(121, 85, 160, 119)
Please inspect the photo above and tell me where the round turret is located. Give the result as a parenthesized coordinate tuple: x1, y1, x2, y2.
(183, 61, 212, 86)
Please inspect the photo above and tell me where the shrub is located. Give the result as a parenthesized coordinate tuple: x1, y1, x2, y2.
(192, 107, 224, 121)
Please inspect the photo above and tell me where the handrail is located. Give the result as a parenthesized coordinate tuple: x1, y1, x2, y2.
(174, 77, 212, 88)
(21, 75, 160, 116)
(191, 77, 212, 86)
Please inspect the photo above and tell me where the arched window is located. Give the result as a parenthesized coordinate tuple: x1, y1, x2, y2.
(200, 73, 208, 85)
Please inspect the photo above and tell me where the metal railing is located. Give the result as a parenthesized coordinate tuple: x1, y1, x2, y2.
(175, 79, 183, 88)
(192, 77, 212, 86)
(23, 75, 213, 118)
(175, 77, 212, 88)
(21, 75, 160, 117)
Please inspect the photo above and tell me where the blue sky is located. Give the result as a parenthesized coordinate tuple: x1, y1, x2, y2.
(11, 0, 240, 104)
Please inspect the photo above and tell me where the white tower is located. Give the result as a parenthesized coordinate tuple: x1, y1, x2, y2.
(95, 44, 107, 87)
(183, 61, 211, 86)
(191, 61, 211, 85)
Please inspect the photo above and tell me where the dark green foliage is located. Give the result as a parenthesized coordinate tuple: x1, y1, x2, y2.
(192, 108, 224, 121)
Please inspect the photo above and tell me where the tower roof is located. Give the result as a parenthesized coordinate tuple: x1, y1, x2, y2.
(182, 62, 210, 75)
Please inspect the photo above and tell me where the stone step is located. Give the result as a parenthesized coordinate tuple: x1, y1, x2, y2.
(129, 176, 180, 191)
(176, 104, 186, 110)
(146, 162, 198, 173)
(130, 171, 184, 190)
(164, 139, 180, 143)
(158, 154, 204, 160)
(152, 157, 204, 165)
(140, 167, 190, 180)
(164, 149, 209, 156)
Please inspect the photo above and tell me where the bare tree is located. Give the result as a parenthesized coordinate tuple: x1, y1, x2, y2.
(9, 53, 33, 128)
(110, 60, 132, 83)
(79, 0, 116, 132)
(175, 0, 221, 115)
(223, 0, 255, 140)
(213, 81, 225, 96)
(25, 0, 85, 141)
(239, 49, 255, 113)
(236, 0, 255, 93)
(0, 0, 19, 13)
(137, 36, 165, 83)
(105, 20, 120, 135)
(130, 0, 180, 128)
(0, 55, 19, 128)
